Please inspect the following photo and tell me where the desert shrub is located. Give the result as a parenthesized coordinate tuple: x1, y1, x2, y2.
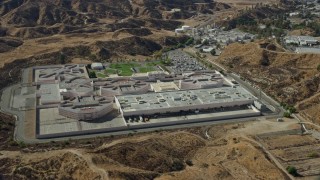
(308, 152, 319, 158)
(283, 112, 291, 118)
(201, 163, 209, 168)
(286, 166, 298, 176)
(186, 160, 193, 166)
(89, 71, 97, 78)
(171, 159, 185, 171)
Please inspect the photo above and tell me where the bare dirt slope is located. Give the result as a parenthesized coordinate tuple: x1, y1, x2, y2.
(216, 40, 320, 124)
(0, 119, 298, 180)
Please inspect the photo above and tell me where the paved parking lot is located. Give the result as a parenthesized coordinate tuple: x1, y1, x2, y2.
(166, 50, 206, 73)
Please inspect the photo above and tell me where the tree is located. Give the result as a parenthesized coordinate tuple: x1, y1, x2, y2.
(171, 159, 185, 171)
(153, 50, 163, 59)
(58, 53, 66, 64)
(176, 43, 185, 49)
(186, 160, 193, 166)
(185, 38, 194, 46)
(317, 64, 320, 72)
(76, 46, 91, 57)
(283, 112, 291, 118)
(210, 49, 216, 56)
(286, 166, 298, 176)
(89, 54, 97, 61)
(89, 71, 97, 78)
(287, 106, 296, 114)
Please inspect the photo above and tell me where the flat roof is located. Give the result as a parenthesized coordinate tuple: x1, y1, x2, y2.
(295, 47, 320, 54)
(151, 82, 180, 92)
(116, 86, 255, 112)
(38, 84, 61, 103)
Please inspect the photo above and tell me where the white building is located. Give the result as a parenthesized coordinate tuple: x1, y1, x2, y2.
(175, 25, 192, 34)
(202, 47, 214, 53)
(298, 36, 319, 46)
(284, 36, 319, 46)
(289, 12, 300, 16)
(295, 47, 320, 54)
(171, 8, 181, 12)
(115, 86, 256, 117)
(182, 26, 191, 31)
(175, 28, 184, 34)
(91, 63, 104, 70)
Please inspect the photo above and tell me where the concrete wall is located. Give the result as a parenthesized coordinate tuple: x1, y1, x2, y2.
(58, 104, 113, 120)
(36, 109, 260, 139)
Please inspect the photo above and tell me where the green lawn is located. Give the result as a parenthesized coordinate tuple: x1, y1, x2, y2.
(146, 61, 162, 66)
(139, 66, 156, 73)
(109, 63, 141, 76)
(102, 62, 160, 76)
(96, 72, 107, 78)
(105, 69, 118, 74)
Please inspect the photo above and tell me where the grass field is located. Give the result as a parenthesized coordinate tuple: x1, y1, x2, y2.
(109, 63, 140, 76)
(104, 62, 160, 76)
(105, 69, 118, 75)
(96, 72, 107, 78)
(139, 66, 156, 73)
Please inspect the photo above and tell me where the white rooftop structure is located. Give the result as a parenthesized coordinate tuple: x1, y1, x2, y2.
(202, 47, 214, 53)
(284, 36, 319, 46)
(295, 47, 320, 54)
(91, 63, 104, 70)
(116, 86, 256, 117)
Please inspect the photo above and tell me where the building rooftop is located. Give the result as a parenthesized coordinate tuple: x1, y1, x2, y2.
(38, 84, 61, 104)
(151, 82, 180, 92)
(295, 47, 320, 54)
(116, 86, 255, 112)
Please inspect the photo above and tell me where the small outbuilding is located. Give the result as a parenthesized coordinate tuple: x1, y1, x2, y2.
(91, 63, 104, 70)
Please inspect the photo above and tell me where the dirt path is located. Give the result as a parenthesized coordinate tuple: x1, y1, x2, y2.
(239, 135, 294, 180)
(67, 149, 109, 180)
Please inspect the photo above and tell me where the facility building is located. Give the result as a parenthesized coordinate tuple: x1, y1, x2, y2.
(175, 25, 192, 34)
(98, 79, 150, 97)
(59, 96, 113, 121)
(202, 47, 214, 53)
(91, 63, 104, 70)
(284, 36, 319, 46)
(179, 72, 224, 90)
(4, 62, 270, 139)
(295, 47, 320, 54)
(115, 86, 256, 117)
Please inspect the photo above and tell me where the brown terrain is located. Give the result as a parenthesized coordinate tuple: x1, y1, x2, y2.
(2, 0, 320, 179)
(0, 0, 232, 68)
(2, 115, 309, 179)
(216, 40, 320, 125)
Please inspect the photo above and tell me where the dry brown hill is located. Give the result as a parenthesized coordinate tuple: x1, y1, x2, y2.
(0, 0, 230, 39)
(0, 122, 290, 179)
(217, 40, 320, 124)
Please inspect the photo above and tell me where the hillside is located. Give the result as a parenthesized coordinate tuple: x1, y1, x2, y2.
(0, 0, 232, 69)
(217, 40, 320, 124)
(0, 0, 230, 39)
(0, 122, 290, 179)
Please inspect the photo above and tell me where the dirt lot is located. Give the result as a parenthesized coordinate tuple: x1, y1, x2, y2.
(1, 118, 303, 179)
(258, 131, 320, 177)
